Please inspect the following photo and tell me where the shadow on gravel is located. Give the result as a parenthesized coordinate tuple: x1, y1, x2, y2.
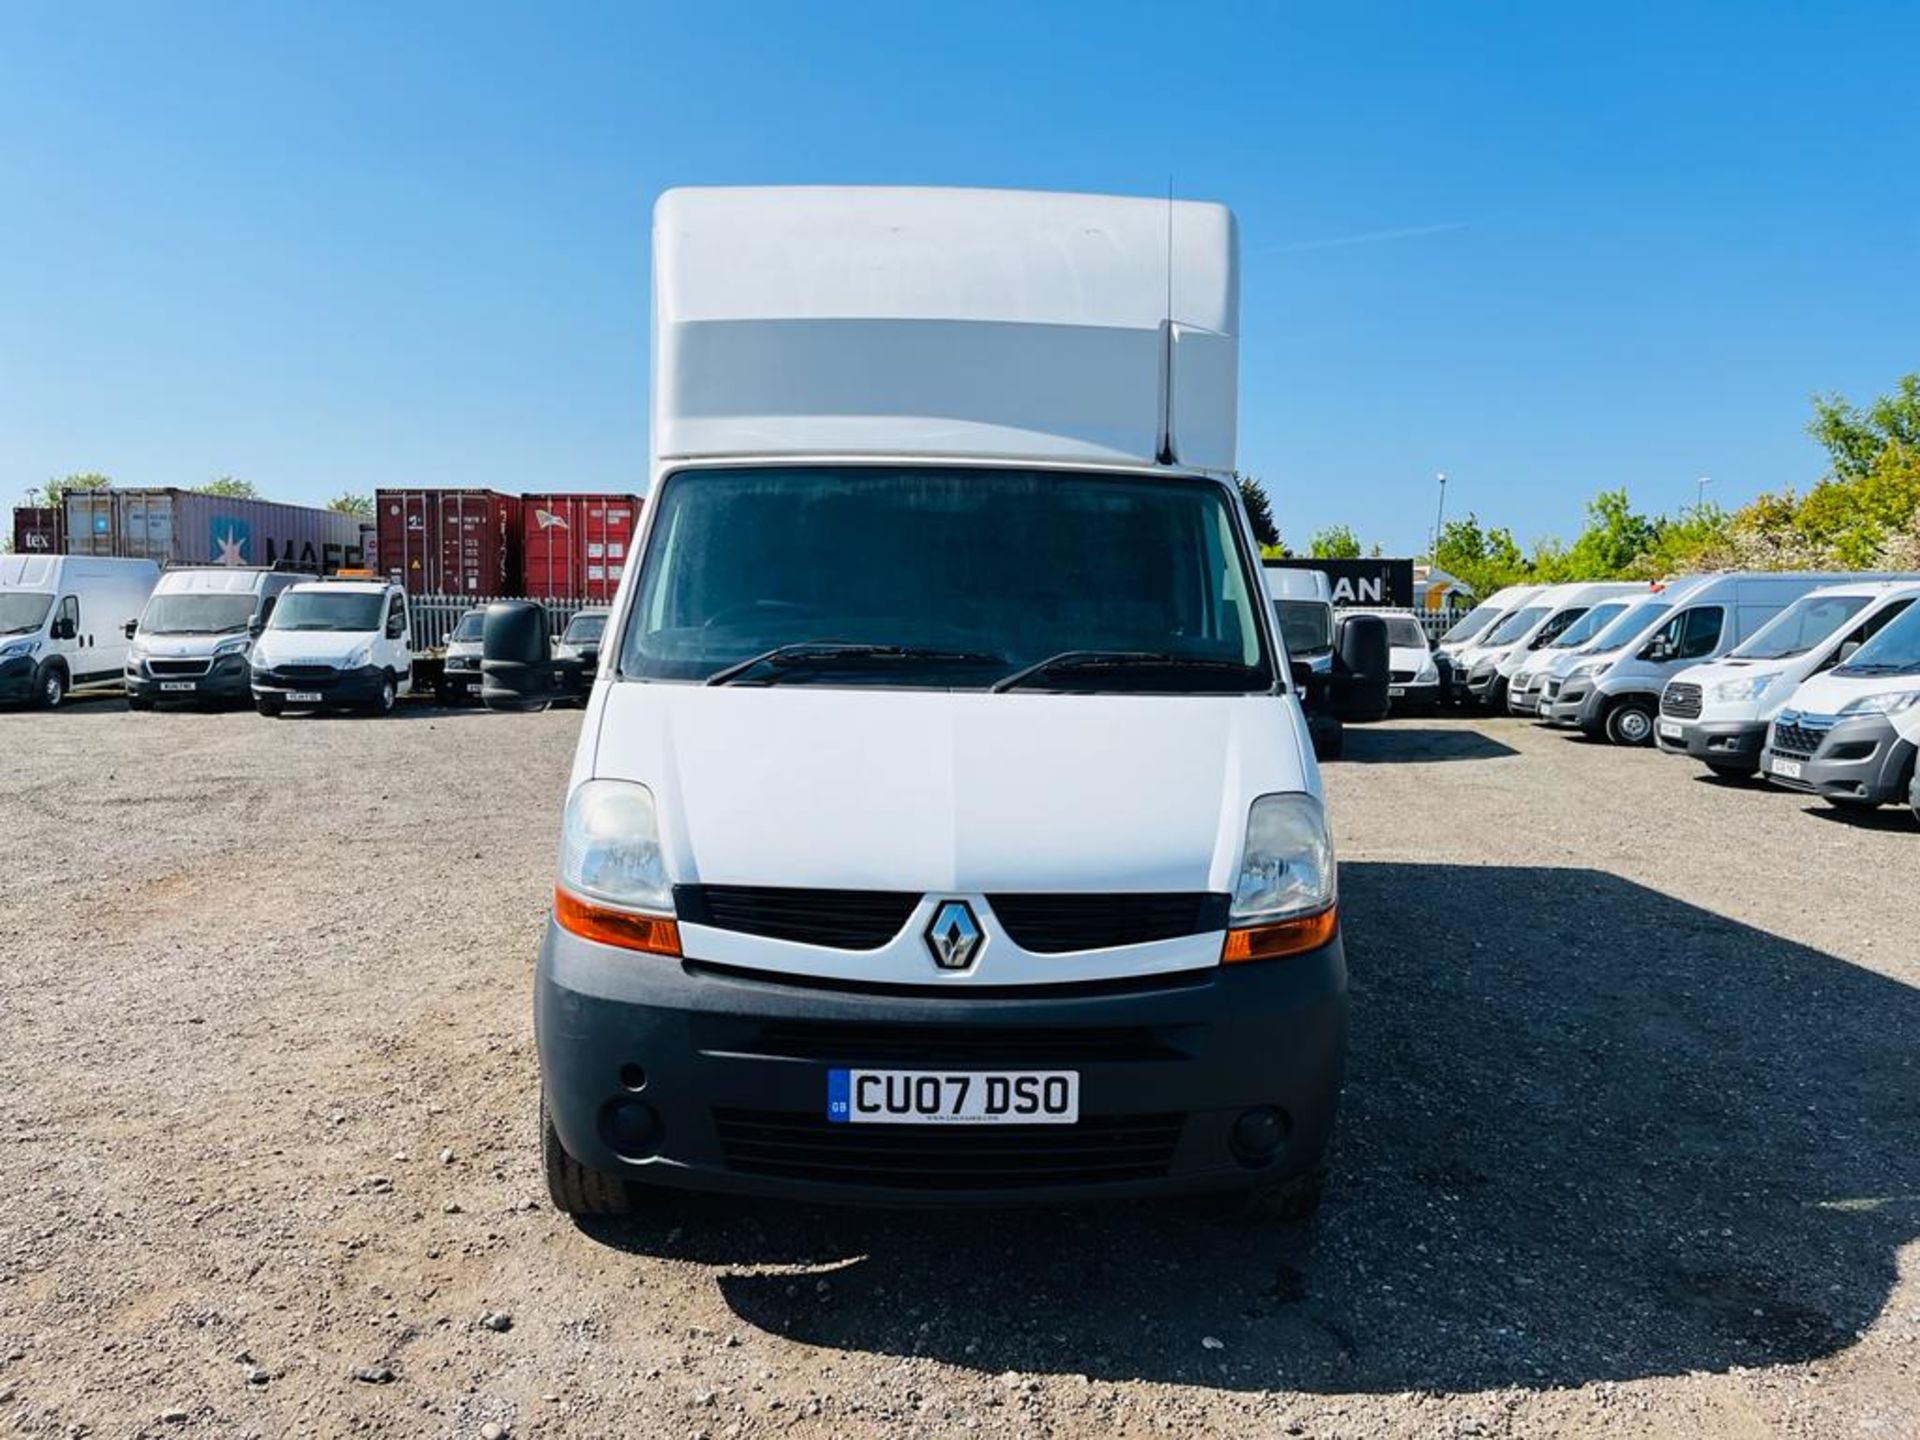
(582, 863, 1920, 1394)
(1799, 803, 1920, 833)
(1335, 727, 1518, 764)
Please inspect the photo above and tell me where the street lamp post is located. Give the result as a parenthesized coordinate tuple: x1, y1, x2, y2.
(1430, 472, 1449, 558)
(1696, 474, 1712, 509)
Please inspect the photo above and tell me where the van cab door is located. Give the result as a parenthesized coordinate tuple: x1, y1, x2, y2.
(384, 591, 413, 695)
(49, 594, 92, 679)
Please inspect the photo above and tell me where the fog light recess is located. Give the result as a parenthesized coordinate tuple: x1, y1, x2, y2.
(599, 1098, 663, 1160)
(1229, 1106, 1291, 1167)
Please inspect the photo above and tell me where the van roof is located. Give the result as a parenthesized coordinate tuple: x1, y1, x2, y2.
(154, 567, 274, 595)
(652, 186, 1239, 475)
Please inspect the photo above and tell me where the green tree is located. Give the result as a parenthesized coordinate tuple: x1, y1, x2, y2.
(200, 475, 258, 498)
(1559, 488, 1661, 578)
(1434, 514, 1528, 600)
(1307, 524, 1362, 559)
(1237, 474, 1281, 550)
(327, 491, 373, 517)
(1809, 374, 1920, 481)
(29, 471, 112, 507)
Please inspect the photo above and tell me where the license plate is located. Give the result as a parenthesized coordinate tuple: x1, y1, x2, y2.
(827, 1069, 1079, 1125)
(1387, 686, 1406, 698)
(287, 690, 323, 703)
(1659, 719, 1685, 740)
(1771, 757, 1804, 780)
(159, 681, 196, 692)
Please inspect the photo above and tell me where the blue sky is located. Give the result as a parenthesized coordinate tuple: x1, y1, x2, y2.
(2, 2, 1915, 554)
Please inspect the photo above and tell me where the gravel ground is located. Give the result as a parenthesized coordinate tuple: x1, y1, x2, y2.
(1, 697, 1915, 1440)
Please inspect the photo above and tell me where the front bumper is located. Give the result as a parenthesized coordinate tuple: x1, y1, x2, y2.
(1387, 679, 1440, 711)
(1763, 712, 1915, 804)
(251, 664, 389, 706)
(127, 653, 252, 701)
(537, 921, 1348, 1207)
(1655, 716, 1766, 767)
(0, 655, 36, 704)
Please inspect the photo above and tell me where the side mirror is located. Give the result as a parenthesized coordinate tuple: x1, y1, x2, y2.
(249, 617, 266, 639)
(1837, 640, 1862, 663)
(481, 601, 588, 711)
(1289, 659, 1315, 688)
(123, 619, 139, 640)
(51, 618, 75, 641)
(1332, 614, 1392, 723)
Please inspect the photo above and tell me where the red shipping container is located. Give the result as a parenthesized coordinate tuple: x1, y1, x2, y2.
(375, 489, 522, 596)
(521, 493, 643, 602)
(11, 506, 66, 556)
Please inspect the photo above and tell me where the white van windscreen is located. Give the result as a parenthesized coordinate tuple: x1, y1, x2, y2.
(141, 593, 256, 635)
(1730, 594, 1871, 660)
(1274, 600, 1333, 658)
(1586, 600, 1668, 653)
(1439, 604, 1498, 645)
(625, 467, 1272, 692)
(1835, 602, 1920, 675)
(270, 591, 384, 631)
(0, 592, 54, 635)
(1549, 601, 1629, 649)
(1484, 607, 1548, 646)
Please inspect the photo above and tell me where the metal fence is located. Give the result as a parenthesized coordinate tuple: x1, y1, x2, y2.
(408, 594, 594, 650)
(1332, 605, 1470, 645)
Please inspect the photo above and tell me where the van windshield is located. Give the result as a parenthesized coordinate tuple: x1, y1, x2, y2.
(1836, 602, 1920, 676)
(141, 593, 257, 635)
(1550, 600, 1630, 649)
(1439, 603, 1500, 645)
(270, 591, 385, 632)
(1352, 613, 1428, 648)
(563, 612, 608, 646)
(452, 611, 486, 642)
(1731, 594, 1872, 660)
(1483, 606, 1547, 646)
(0, 592, 54, 635)
(1584, 599, 1669, 654)
(624, 467, 1271, 692)
(1273, 600, 1332, 659)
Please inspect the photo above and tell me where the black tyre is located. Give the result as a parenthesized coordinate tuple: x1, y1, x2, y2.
(1222, 1166, 1327, 1226)
(1604, 698, 1657, 747)
(1312, 719, 1344, 762)
(255, 697, 284, 718)
(542, 1094, 631, 1216)
(126, 692, 155, 712)
(34, 663, 66, 709)
(369, 674, 397, 716)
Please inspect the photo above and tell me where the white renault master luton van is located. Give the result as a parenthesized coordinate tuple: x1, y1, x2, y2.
(0, 554, 158, 708)
(1761, 597, 1920, 810)
(126, 566, 307, 708)
(1657, 580, 1920, 778)
(535, 187, 1344, 1223)
(248, 577, 414, 716)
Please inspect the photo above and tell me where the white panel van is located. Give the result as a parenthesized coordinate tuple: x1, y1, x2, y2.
(1760, 597, 1920, 809)
(0, 554, 158, 708)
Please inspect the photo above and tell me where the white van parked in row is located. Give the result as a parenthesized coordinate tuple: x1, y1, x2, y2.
(0, 554, 158, 708)
(1455, 582, 1643, 710)
(533, 186, 1345, 1224)
(125, 566, 308, 709)
(1536, 578, 1713, 729)
(248, 577, 414, 716)
(1657, 579, 1920, 777)
(1506, 588, 1656, 716)
(1341, 609, 1439, 711)
(1761, 596, 1920, 810)
(1544, 572, 1886, 746)
(1434, 583, 1542, 704)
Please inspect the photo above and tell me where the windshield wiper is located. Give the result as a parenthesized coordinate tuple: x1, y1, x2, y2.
(705, 642, 1004, 687)
(1837, 660, 1919, 675)
(991, 650, 1256, 694)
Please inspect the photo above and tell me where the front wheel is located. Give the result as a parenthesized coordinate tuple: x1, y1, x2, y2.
(126, 692, 154, 712)
(34, 664, 67, 709)
(254, 697, 284, 718)
(1604, 698, 1657, 747)
(368, 675, 397, 716)
(542, 1094, 632, 1216)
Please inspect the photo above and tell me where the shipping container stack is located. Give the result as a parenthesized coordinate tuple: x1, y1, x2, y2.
(60, 488, 365, 572)
(374, 489, 523, 596)
(10, 506, 65, 557)
(521, 493, 643, 603)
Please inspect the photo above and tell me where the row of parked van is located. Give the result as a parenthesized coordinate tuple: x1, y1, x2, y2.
(1431, 573, 1920, 821)
(0, 554, 607, 715)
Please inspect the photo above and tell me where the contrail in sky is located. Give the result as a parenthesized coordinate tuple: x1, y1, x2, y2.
(1251, 221, 1470, 256)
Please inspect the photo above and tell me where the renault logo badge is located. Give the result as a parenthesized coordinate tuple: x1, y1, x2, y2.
(924, 900, 984, 971)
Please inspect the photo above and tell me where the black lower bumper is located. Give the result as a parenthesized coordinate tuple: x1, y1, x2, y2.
(251, 665, 388, 707)
(536, 921, 1348, 1207)
(128, 656, 252, 702)
(0, 655, 35, 704)
(1656, 717, 1766, 768)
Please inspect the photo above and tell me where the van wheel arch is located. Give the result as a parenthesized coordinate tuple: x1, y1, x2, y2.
(1602, 694, 1657, 746)
(34, 659, 69, 709)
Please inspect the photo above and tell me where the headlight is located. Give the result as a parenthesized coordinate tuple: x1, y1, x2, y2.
(1840, 690, 1920, 716)
(1567, 660, 1602, 680)
(213, 636, 251, 658)
(1417, 658, 1439, 684)
(0, 638, 39, 661)
(343, 642, 371, 668)
(1225, 794, 1337, 962)
(1709, 674, 1774, 704)
(554, 780, 680, 955)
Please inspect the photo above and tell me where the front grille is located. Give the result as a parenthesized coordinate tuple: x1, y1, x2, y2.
(712, 1108, 1184, 1189)
(1662, 682, 1703, 719)
(727, 1019, 1178, 1064)
(1771, 717, 1830, 759)
(147, 659, 211, 677)
(675, 885, 918, 950)
(1541, 678, 1563, 699)
(270, 664, 342, 682)
(987, 892, 1228, 953)
(1390, 668, 1417, 684)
